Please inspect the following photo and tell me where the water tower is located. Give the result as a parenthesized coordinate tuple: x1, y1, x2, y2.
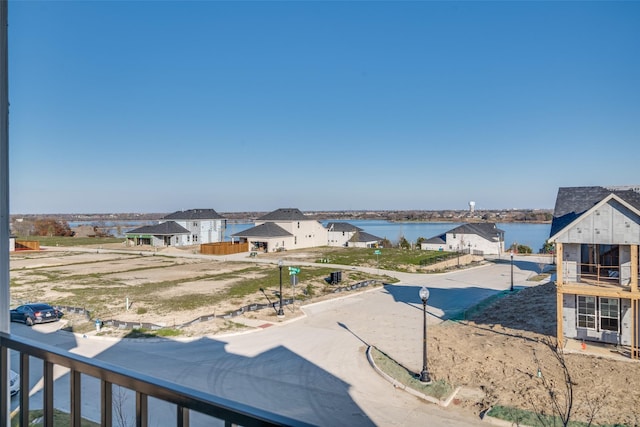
(469, 201, 476, 214)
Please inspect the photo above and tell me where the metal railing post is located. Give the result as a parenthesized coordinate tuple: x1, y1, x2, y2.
(70, 370, 81, 427)
(19, 353, 29, 427)
(44, 361, 54, 426)
(102, 381, 112, 427)
(136, 391, 148, 427)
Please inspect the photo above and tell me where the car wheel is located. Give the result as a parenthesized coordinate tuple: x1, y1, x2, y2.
(25, 317, 33, 326)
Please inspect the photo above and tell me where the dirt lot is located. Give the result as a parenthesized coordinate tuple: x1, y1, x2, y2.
(10, 246, 640, 425)
(9, 246, 382, 335)
(428, 282, 640, 425)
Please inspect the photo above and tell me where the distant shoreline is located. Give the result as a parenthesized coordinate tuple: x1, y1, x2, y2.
(11, 208, 553, 224)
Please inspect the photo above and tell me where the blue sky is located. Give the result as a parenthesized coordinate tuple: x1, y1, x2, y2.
(7, 1, 640, 214)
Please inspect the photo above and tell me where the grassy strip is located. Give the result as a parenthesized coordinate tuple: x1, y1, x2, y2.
(12, 409, 100, 427)
(16, 236, 124, 246)
(527, 273, 551, 282)
(314, 247, 457, 270)
(370, 346, 453, 400)
(487, 405, 622, 427)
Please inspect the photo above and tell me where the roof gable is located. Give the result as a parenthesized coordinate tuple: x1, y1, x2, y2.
(348, 231, 383, 243)
(126, 221, 190, 235)
(326, 222, 362, 232)
(163, 209, 225, 220)
(443, 223, 503, 241)
(550, 186, 640, 238)
(549, 192, 640, 242)
(258, 208, 307, 221)
(231, 222, 292, 238)
(424, 234, 446, 244)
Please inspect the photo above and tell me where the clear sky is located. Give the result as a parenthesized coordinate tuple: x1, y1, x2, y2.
(7, 1, 640, 214)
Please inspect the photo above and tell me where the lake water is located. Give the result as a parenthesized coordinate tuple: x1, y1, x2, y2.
(72, 219, 551, 253)
(226, 220, 551, 253)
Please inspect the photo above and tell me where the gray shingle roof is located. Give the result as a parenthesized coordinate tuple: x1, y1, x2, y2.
(258, 208, 307, 221)
(163, 209, 225, 220)
(424, 235, 446, 244)
(126, 221, 190, 236)
(444, 223, 504, 241)
(326, 222, 362, 232)
(348, 231, 383, 243)
(550, 186, 640, 237)
(231, 222, 292, 238)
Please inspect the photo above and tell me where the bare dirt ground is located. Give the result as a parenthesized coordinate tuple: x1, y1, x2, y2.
(428, 282, 640, 425)
(9, 246, 377, 336)
(10, 246, 640, 425)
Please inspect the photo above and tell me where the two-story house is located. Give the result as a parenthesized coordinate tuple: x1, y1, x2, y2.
(548, 186, 640, 358)
(125, 208, 227, 247)
(232, 208, 327, 252)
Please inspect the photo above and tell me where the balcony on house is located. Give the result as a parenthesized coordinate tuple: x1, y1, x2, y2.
(560, 243, 638, 291)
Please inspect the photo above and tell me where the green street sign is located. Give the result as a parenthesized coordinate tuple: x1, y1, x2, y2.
(288, 267, 301, 275)
(374, 250, 381, 255)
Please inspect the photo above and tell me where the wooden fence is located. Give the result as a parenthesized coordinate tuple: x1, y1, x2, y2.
(200, 241, 248, 255)
(15, 240, 40, 251)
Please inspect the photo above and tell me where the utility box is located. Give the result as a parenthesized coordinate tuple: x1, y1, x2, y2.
(330, 271, 342, 284)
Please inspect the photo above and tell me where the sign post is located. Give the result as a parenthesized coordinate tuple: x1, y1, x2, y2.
(288, 267, 301, 312)
(374, 249, 382, 273)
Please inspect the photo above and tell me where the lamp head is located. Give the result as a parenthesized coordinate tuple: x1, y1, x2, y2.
(419, 286, 429, 302)
(278, 259, 283, 267)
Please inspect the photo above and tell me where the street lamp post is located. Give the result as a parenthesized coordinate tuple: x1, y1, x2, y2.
(510, 252, 514, 292)
(277, 259, 285, 317)
(418, 286, 431, 383)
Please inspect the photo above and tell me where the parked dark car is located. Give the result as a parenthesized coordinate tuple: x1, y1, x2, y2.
(10, 303, 62, 326)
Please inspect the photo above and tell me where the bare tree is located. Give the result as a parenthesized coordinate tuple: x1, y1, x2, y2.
(113, 385, 133, 427)
(580, 379, 609, 427)
(531, 338, 574, 427)
(528, 337, 611, 427)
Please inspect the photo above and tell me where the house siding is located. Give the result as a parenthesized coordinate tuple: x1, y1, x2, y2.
(559, 201, 640, 245)
(168, 219, 226, 244)
(621, 298, 632, 345)
(551, 187, 640, 357)
(563, 294, 577, 339)
(255, 220, 327, 250)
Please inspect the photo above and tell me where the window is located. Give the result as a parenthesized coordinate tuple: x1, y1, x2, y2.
(599, 298, 619, 331)
(577, 296, 596, 329)
(577, 295, 620, 332)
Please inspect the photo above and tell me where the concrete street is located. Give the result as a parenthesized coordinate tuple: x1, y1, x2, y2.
(11, 255, 549, 426)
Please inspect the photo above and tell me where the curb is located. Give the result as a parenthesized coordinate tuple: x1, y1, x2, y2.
(365, 346, 460, 407)
(480, 409, 533, 426)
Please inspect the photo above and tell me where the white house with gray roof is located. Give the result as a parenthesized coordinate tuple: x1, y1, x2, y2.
(421, 223, 504, 255)
(125, 221, 191, 247)
(327, 222, 362, 247)
(161, 209, 227, 244)
(326, 222, 383, 248)
(232, 208, 327, 252)
(125, 208, 226, 247)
